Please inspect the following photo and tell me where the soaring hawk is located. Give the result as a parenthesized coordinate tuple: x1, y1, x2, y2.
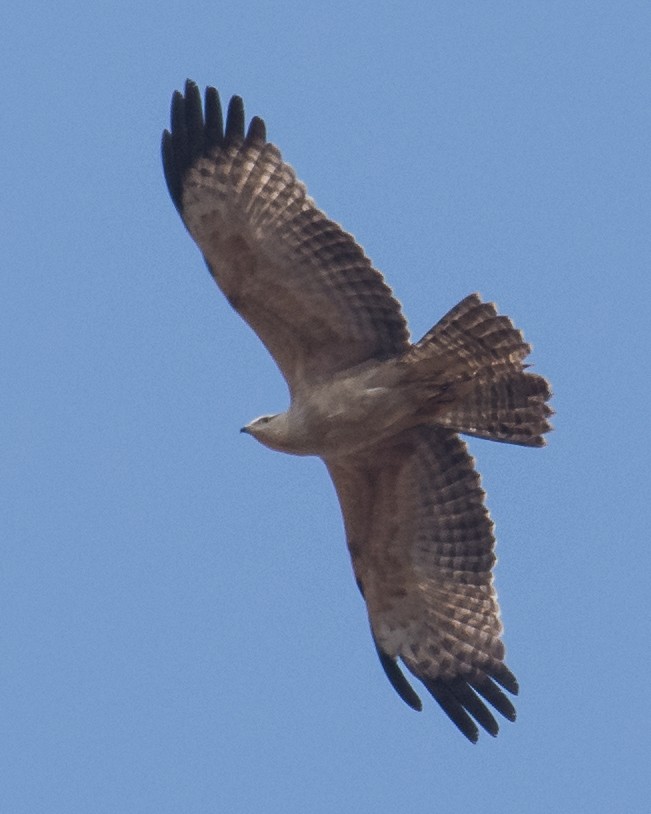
(161, 81, 552, 742)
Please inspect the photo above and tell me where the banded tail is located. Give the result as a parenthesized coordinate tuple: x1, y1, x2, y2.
(404, 294, 552, 447)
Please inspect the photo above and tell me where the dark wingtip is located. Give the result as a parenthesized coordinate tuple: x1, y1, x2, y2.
(246, 115, 267, 144)
(184, 77, 198, 96)
(204, 85, 224, 150)
(183, 80, 205, 165)
(225, 95, 245, 142)
(163, 88, 190, 212)
(162, 82, 268, 214)
(373, 638, 423, 712)
(493, 663, 519, 695)
(423, 679, 481, 743)
(161, 129, 181, 210)
(420, 663, 519, 742)
(470, 675, 517, 722)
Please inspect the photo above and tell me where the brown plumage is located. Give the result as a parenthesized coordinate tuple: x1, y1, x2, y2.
(162, 80, 552, 742)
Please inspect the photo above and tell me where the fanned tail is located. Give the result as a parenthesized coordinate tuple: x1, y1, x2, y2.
(403, 294, 552, 447)
(436, 367, 552, 446)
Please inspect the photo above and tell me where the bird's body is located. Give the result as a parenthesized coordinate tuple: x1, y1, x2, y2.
(247, 374, 394, 456)
(246, 358, 433, 456)
(162, 81, 552, 742)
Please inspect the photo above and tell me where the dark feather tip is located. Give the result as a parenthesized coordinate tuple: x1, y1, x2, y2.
(183, 80, 205, 165)
(162, 82, 268, 214)
(424, 679, 480, 743)
(246, 115, 267, 144)
(470, 676, 517, 722)
(446, 679, 499, 737)
(204, 86, 224, 150)
(421, 666, 520, 742)
(373, 638, 423, 712)
(492, 663, 519, 695)
(225, 95, 245, 142)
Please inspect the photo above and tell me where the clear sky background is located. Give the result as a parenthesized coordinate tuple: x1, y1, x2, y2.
(3, 2, 650, 812)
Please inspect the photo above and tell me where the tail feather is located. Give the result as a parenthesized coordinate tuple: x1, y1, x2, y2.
(404, 294, 552, 447)
(406, 294, 531, 376)
(436, 369, 553, 447)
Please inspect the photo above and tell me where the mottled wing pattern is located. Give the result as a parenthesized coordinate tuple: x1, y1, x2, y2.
(162, 81, 409, 392)
(327, 426, 518, 742)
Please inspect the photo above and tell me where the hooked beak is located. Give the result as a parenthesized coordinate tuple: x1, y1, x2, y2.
(240, 426, 250, 435)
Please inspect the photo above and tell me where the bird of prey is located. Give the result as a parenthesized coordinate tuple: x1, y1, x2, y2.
(161, 80, 552, 742)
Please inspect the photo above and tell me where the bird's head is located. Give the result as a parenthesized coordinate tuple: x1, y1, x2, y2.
(240, 413, 292, 452)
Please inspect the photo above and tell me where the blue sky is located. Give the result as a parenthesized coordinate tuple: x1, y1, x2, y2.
(3, 2, 650, 812)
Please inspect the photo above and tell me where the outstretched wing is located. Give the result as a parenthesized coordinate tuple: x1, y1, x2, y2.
(162, 81, 409, 393)
(326, 426, 518, 742)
